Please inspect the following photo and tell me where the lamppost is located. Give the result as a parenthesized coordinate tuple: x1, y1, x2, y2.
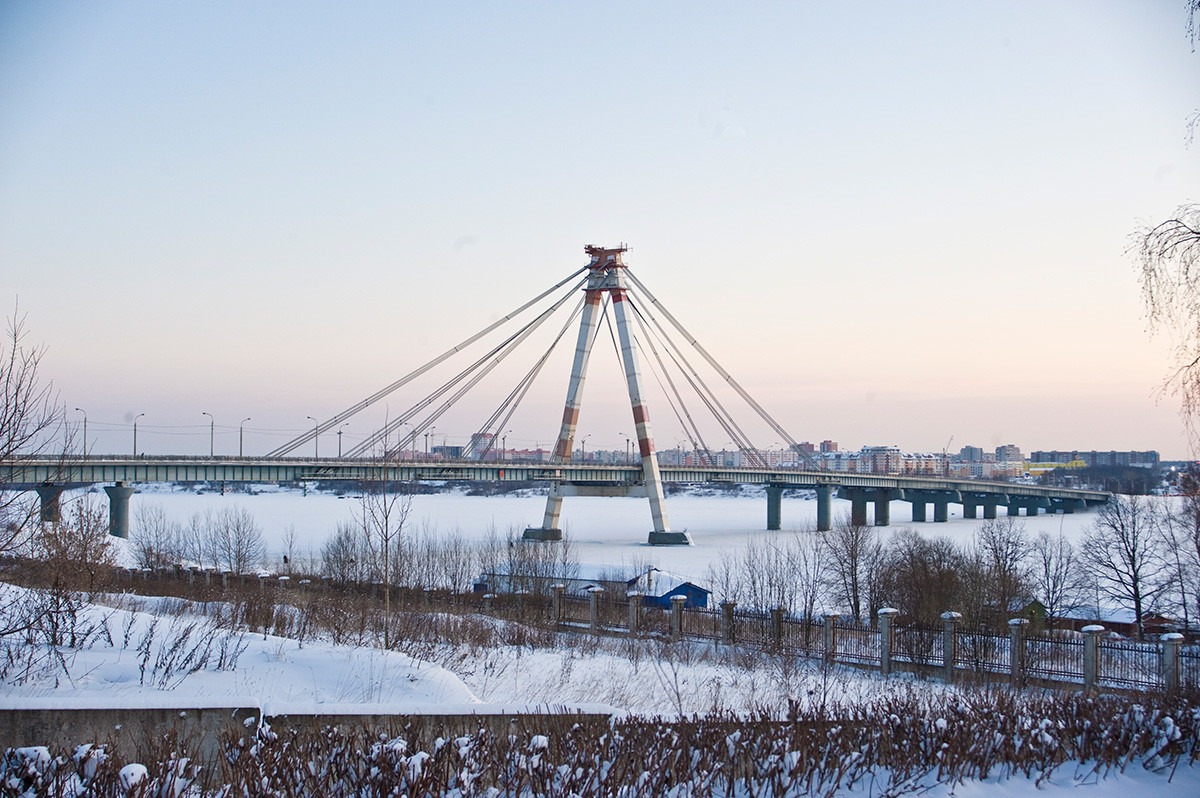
(620, 433, 631, 464)
(425, 426, 436, 459)
(202, 411, 214, 457)
(399, 421, 413, 460)
(580, 433, 592, 462)
(239, 417, 251, 457)
(338, 423, 349, 458)
(502, 429, 512, 462)
(133, 413, 145, 456)
(74, 407, 87, 457)
(306, 416, 319, 458)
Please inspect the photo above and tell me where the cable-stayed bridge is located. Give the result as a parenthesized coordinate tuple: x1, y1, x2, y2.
(4, 245, 1110, 540)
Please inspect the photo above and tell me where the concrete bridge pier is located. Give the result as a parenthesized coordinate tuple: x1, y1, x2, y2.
(841, 488, 896, 526)
(906, 490, 957, 523)
(1050, 497, 1085, 514)
(983, 498, 1000, 519)
(766, 485, 783, 531)
(933, 498, 950, 522)
(34, 484, 65, 524)
(910, 498, 927, 522)
(103, 483, 135, 539)
(845, 489, 868, 526)
(815, 484, 834, 532)
(962, 499, 978, 519)
(873, 490, 891, 526)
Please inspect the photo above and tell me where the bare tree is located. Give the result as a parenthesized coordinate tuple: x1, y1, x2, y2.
(1134, 203, 1200, 441)
(878, 528, 962, 626)
(321, 520, 366, 585)
(1080, 495, 1166, 638)
(819, 514, 883, 622)
(34, 495, 115, 592)
(976, 516, 1031, 622)
(205, 507, 265, 574)
(1030, 530, 1083, 625)
(131, 503, 185, 569)
(0, 308, 65, 554)
(359, 473, 414, 648)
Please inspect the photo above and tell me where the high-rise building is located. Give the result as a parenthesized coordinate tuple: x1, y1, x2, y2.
(820, 440, 838, 453)
(995, 444, 1022, 463)
(958, 445, 984, 462)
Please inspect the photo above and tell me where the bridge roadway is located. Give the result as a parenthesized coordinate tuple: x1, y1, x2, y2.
(3, 455, 1110, 539)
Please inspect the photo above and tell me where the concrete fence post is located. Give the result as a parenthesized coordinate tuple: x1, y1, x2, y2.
(720, 601, 737, 646)
(258, 574, 266, 593)
(588, 587, 604, 633)
(670, 595, 687, 640)
(823, 612, 840, 664)
(1161, 632, 1184, 692)
(770, 607, 784, 649)
(187, 566, 196, 585)
(423, 588, 432, 609)
(299, 579, 311, 593)
(551, 584, 565, 626)
(878, 608, 899, 677)
(941, 611, 962, 684)
(515, 589, 529, 621)
(627, 592, 643, 637)
(1008, 618, 1029, 687)
(483, 593, 496, 615)
(204, 568, 212, 586)
(1082, 625, 1104, 692)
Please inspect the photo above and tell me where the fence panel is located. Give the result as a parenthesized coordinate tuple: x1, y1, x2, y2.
(956, 629, 1010, 674)
(835, 619, 880, 665)
(1026, 635, 1084, 683)
(893, 625, 942, 668)
(779, 616, 824, 658)
(684, 607, 721, 641)
(1182, 646, 1200, 691)
(737, 609, 773, 649)
(1098, 638, 1160, 690)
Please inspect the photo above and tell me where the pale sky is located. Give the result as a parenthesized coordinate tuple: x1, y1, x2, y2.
(2, 2, 1198, 459)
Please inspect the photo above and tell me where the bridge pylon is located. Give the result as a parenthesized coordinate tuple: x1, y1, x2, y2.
(524, 245, 692, 545)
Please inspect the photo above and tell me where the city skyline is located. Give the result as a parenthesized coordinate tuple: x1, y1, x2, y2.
(3, 3, 1198, 458)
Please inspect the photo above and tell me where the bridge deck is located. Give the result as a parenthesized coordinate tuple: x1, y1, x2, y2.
(0, 456, 1110, 504)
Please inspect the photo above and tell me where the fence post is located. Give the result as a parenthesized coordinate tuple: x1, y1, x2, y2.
(551, 584, 565, 626)
(941, 611, 962, 684)
(515, 589, 529, 621)
(1082, 624, 1104, 693)
(1008, 618, 1029, 687)
(670, 595, 687, 640)
(483, 592, 496, 616)
(770, 607, 784, 649)
(720, 601, 737, 646)
(1161, 632, 1184, 692)
(823, 612, 840, 664)
(628, 591, 642, 637)
(588, 586, 604, 633)
(878, 607, 899, 677)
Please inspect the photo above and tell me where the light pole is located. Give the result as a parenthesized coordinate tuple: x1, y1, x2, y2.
(239, 417, 251, 457)
(425, 426, 436, 459)
(399, 420, 413, 460)
(502, 429, 512, 462)
(74, 407, 87, 457)
(338, 423, 349, 458)
(580, 433, 592, 462)
(306, 416, 319, 458)
(133, 413, 145, 456)
(202, 411, 214, 457)
(620, 433, 631, 464)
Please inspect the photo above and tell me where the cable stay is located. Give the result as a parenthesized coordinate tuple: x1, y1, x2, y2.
(626, 291, 769, 468)
(624, 269, 815, 468)
(462, 296, 588, 460)
(346, 281, 585, 459)
(266, 266, 589, 457)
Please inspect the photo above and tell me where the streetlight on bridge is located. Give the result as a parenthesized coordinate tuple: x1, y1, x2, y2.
(239, 417, 251, 457)
(202, 411, 214, 457)
(74, 407, 87, 457)
(424, 426, 436, 460)
(502, 429, 512, 462)
(580, 433, 592, 462)
(620, 433, 631, 465)
(306, 416, 319, 458)
(338, 422, 349, 458)
(132, 413, 145, 456)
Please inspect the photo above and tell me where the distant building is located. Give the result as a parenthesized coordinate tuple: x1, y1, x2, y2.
(958, 445, 984, 462)
(995, 444, 1022, 463)
(820, 440, 838, 453)
(1029, 450, 1160, 470)
(794, 441, 816, 454)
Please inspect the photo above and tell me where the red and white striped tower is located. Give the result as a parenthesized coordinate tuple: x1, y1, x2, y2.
(525, 245, 690, 545)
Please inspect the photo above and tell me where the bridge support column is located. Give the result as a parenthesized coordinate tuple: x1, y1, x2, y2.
(766, 485, 783, 531)
(104, 483, 135, 539)
(1007, 502, 1021, 516)
(850, 491, 868, 527)
(910, 499, 927, 523)
(815, 485, 834, 532)
(982, 499, 998, 520)
(933, 499, 949, 522)
(34, 484, 65, 524)
(873, 489, 891, 526)
(962, 500, 978, 519)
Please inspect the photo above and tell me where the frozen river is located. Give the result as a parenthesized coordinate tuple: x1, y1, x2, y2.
(67, 482, 1107, 580)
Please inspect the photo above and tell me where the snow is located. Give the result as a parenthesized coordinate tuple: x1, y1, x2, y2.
(59, 482, 1114, 580)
